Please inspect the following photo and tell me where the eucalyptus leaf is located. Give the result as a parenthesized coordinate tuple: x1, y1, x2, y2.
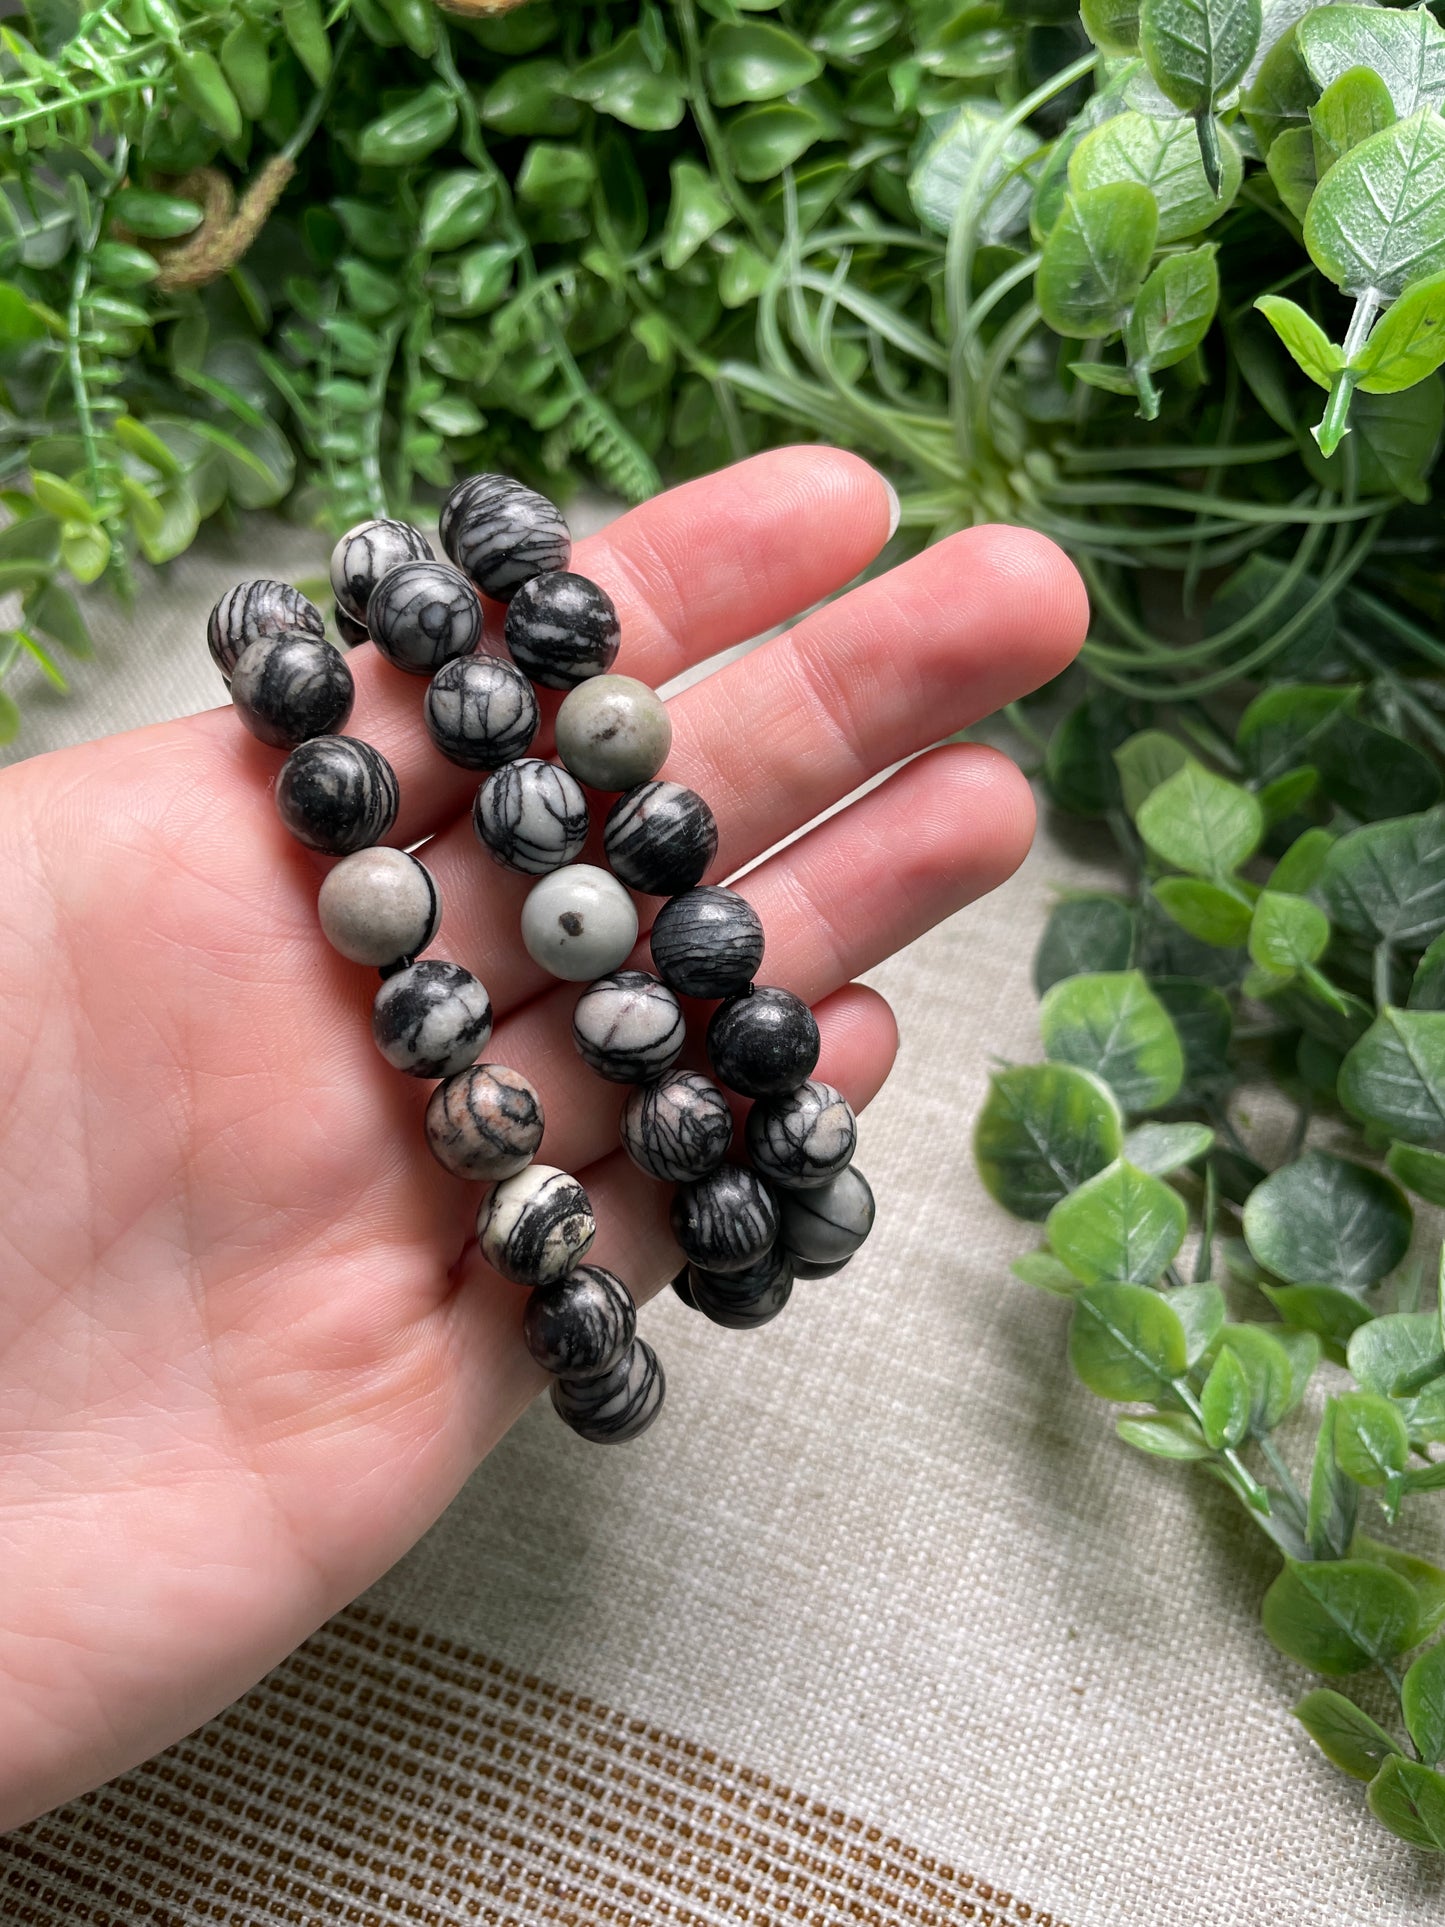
(1125, 244, 1221, 415)
(1339, 1007, 1445, 1144)
(1249, 890, 1329, 974)
(1262, 1557, 1419, 1675)
(1386, 1142, 1445, 1208)
(1139, 0, 1261, 112)
(1070, 112, 1241, 242)
(1334, 1389, 1409, 1486)
(1237, 683, 1355, 783)
(1367, 1756, 1445, 1849)
(1122, 1119, 1216, 1175)
(1307, 1399, 1359, 1558)
(909, 102, 1040, 242)
(1305, 110, 1445, 303)
(1243, 1149, 1413, 1288)
(1403, 1641, 1445, 1766)
(1115, 729, 1191, 814)
(1294, 1688, 1403, 1780)
(1200, 1343, 1252, 1447)
(1309, 65, 1395, 179)
(1261, 1282, 1373, 1362)
(975, 1063, 1126, 1220)
(1012, 1248, 1084, 1294)
(1137, 758, 1264, 879)
(1116, 1411, 1211, 1457)
(1348, 1312, 1445, 1397)
(1068, 1280, 1190, 1398)
(1036, 182, 1160, 338)
(1034, 894, 1137, 994)
(1046, 1156, 1189, 1284)
(1154, 877, 1255, 946)
(1039, 969, 1186, 1112)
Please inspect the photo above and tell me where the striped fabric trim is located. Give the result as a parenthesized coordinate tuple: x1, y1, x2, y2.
(3, 1603, 1067, 1927)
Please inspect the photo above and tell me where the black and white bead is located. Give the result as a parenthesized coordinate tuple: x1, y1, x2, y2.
(550, 1338, 664, 1444)
(523, 1264, 636, 1379)
(208, 579, 324, 680)
(604, 781, 718, 897)
(746, 1080, 856, 1190)
(478, 1163, 596, 1287)
(707, 986, 820, 1099)
(474, 758, 589, 875)
(440, 474, 571, 602)
(371, 959, 493, 1079)
(367, 559, 481, 675)
(572, 971, 685, 1083)
(505, 570, 620, 688)
(425, 1062, 544, 1182)
(688, 1245, 794, 1329)
(230, 630, 354, 750)
(671, 1163, 779, 1275)
(318, 847, 441, 967)
(275, 735, 399, 854)
(778, 1166, 876, 1266)
(620, 1069, 733, 1183)
(329, 517, 434, 623)
(334, 602, 370, 648)
(425, 655, 539, 770)
(650, 886, 765, 999)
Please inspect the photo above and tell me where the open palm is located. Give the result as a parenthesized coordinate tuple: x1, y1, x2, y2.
(0, 449, 1085, 1830)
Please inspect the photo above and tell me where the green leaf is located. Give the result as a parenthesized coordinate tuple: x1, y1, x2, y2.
(1340, 1008, 1445, 1144)
(419, 172, 496, 252)
(1139, 0, 1261, 113)
(1249, 890, 1329, 974)
(706, 21, 823, 101)
(1214, 1321, 1311, 1432)
(1308, 1398, 1359, 1558)
(1046, 1157, 1188, 1285)
(1305, 378, 1444, 500)
(1070, 113, 1241, 243)
(59, 522, 109, 584)
(1034, 895, 1136, 995)
(1151, 977, 1235, 1089)
(1200, 1343, 1251, 1447)
(724, 100, 833, 179)
(1137, 758, 1264, 879)
(1115, 729, 1191, 815)
(1404, 1643, 1445, 1766)
(515, 143, 596, 211)
(1244, 23, 1317, 155)
(1356, 1537, 1445, 1639)
(1243, 1149, 1413, 1288)
(1125, 245, 1220, 415)
(1239, 682, 1355, 783)
(1414, 932, 1445, 1010)
(1255, 296, 1344, 390)
(1315, 714, 1442, 822)
(109, 187, 202, 239)
(1035, 183, 1159, 339)
(1320, 807, 1445, 947)
(1039, 969, 1185, 1112)
(479, 59, 583, 137)
(1011, 1248, 1083, 1294)
(1082, 0, 1141, 55)
(1117, 1411, 1211, 1458)
(30, 469, 92, 523)
(1368, 1755, 1445, 1848)
(1265, 123, 1318, 221)
(1272, 828, 1336, 897)
(662, 160, 733, 270)
(975, 1063, 1125, 1221)
(1262, 1558, 1419, 1675)
(1294, 1688, 1403, 1781)
(1261, 1282, 1373, 1362)
(1173, 1281, 1228, 1364)
(1298, 4, 1445, 120)
(1349, 1312, 1445, 1396)
(572, 30, 688, 131)
(355, 84, 457, 167)
(176, 48, 242, 143)
(909, 102, 1039, 243)
(1335, 1390, 1410, 1486)
(1069, 1281, 1189, 1399)
(1155, 877, 1254, 946)
(1305, 110, 1445, 303)
(280, 0, 329, 85)
(1310, 65, 1395, 179)
(23, 580, 89, 658)
(1387, 1142, 1445, 1208)
(1354, 268, 1445, 396)
(1121, 1120, 1215, 1176)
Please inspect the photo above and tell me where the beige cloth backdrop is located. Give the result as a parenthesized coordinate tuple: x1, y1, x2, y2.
(2, 515, 1440, 1927)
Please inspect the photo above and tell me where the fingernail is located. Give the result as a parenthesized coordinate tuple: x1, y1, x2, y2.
(881, 477, 901, 541)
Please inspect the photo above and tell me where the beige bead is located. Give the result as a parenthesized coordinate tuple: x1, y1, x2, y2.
(317, 847, 441, 966)
(554, 675, 672, 792)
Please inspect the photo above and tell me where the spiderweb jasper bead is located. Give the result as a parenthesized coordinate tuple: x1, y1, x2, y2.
(505, 570, 620, 689)
(650, 886, 764, 999)
(372, 960, 493, 1078)
(794, 1256, 853, 1280)
(318, 847, 441, 967)
(230, 631, 354, 750)
(425, 1063, 544, 1181)
(440, 474, 570, 601)
(425, 655, 538, 771)
(208, 579, 324, 679)
(479, 1163, 595, 1286)
(671, 1163, 779, 1274)
(779, 1165, 876, 1265)
(688, 1245, 794, 1330)
(551, 1338, 664, 1444)
(523, 1265, 636, 1379)
(555, 675, 671, 792)
(745, 1079, 857, 1190)
(275, 736, 399, 854)
(572, 971, 684, 1082)
(669, 1264, 698, 1310)
(474, 758, 588, 874)
(604, 781, 718, 897)
(330, 517, 433, 622)
(707, 986, 820, 1099)
(334, 603, 369, 649)
(367, 560, 481, 675)
(521, 865, 638, 982)
(620, 1069, 732, 1183)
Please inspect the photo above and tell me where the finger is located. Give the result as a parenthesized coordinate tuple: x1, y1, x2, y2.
(421, 525, 1079, 1012)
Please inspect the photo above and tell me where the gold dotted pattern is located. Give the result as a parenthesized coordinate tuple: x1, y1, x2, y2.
(3, 1604, 1067, 1927)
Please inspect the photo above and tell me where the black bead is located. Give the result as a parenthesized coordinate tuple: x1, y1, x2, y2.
(604, 781, 719, 896)
(550, 1338, 664, 1444)
(524, 1265, 636, 1380)
(367, 559, 481, 674)
(649, 886, 764, 999)
(425, 654, 539, 770)
(440, 473, 571, 602)
(669, 1264, 699, 1310)
(274, 736, 399, 854)
(334, 602, 370, 648)
(670, 1163, 779, 1274)
(688, 1245, 794, 1329)
(793, 1255, 853, 1280)
(208, 579, 324, 679)
(230, 630, 354, 749)
(504, 570, 620, 688)
(707, 985, 820, 1098)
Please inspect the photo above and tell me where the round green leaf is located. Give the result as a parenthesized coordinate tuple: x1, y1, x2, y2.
(1115, 729, 1191, 816)
(1348, 1311, 1444, 1396)
(974, 1063, 1125, 1222)
(1082, 0, 1141, 54)
(1334, 1390, 1410, 1486)
(908, 101, 1038, 243)
(1070, 113, 1241, 244)
(1243, 1149, 1413, 1288)
(1294, 1688, 1404, 1781)
(1355, 269, 1445, 396)
(1340, 1007, 1445, 1144)
(1039, 969, 1185, 1113)
(706, 21, 823, 102)
(1249, 890, 1330, 974)
(1305, 110, 1445, 303)
(1068, 1281, 1189, 1400)
(1263, 1558, 1419, 1675)
(419, 172, 497, 252)
(1404, 1641, 1445, 1766)
(724, 101, 832, 180)
(1260, 1282, 1374, 1362)
(1214, 1321, 1312, 1433)
(515, 144, 596, 211)
(1298, 4, 1445, 120)
(1036, 182, 1159, 339)
(1121, 1120, 1216, 1177)
(1046, 1157, 1188, 1285)
(109, 187, 203, 239)
(1139, 0, 1261, 113)
(1386, 1141, 1445, 1207)
(1116, 1411, 1211, 1458)
(1368, 1755, 1445, 1848)
(1137, 758, 1264, 879)
(1033, 895, 1136, 995)
(1320, 806, 1445, 947)
(1200, 1344, 1251, 1447)
(479, 59, 584, 137)
(1154, 877, 1254, 947)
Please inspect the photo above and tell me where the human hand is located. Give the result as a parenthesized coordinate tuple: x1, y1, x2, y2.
(0, 448, 1086, 1829)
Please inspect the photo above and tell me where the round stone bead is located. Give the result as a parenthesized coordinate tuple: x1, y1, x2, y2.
(604, 781, 718, 897)
(440, 473, 570, 602)
(746, 1079, 857, 1190)
(366, 559, 480, 674)
(620, 1069, 732, 1183)
(478, 1163, 595, 1287)
(650, 886, 764, 999)
(669, 1264, 698, 1311)
(670, 1163, 779, 1275)
(425, 1062, 544, 1181)
(707, 986, 820, 1099)
(275, 736, 399, 854)
(474, 758, 588, 875)
(688, 1246, 794, 1330)
(230, 630, 354, 750)
(572, 970, 683, 1083)
(317, 846, 441, 967)
(794, 1255, 853, 1280)
(550, 1338, 664, 1444)
(329, 517, 433, 622)
(504, 570, 620, 689)
(779, 1165, 876, 1266)
(555, 676, 672, 792)
(425, 655, 538, 771)
(371, 959, 493, 1079)
(523, 1264, 636, 1380)
(334, 602, 369, 649)
(521, 864, 639, 982)
(208, 579, 324, 680)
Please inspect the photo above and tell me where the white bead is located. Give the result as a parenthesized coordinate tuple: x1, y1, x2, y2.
(520, 864, 639, 982)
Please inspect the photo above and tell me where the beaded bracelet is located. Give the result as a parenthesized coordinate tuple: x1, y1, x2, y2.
(206, 475, 877, 1446)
